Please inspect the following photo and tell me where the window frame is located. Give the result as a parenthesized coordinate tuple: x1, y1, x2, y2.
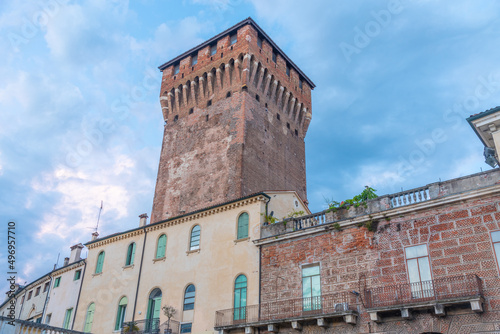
(43, 282, 50, 292)
(490, 230, 500, 273)
(404, 243, 434, 298)
(83, 303, 95, 333)
(272, 52, 277, 63)
(74, 270, 82, 281)
(54, 277, 61, 288)
(63, 308, 73, 329)
(191, 54, 198, 66)
(236, 212, 249, 240)
(95, 251, 105, 274)
(174, 64, 180, 75)
(35, 286, 41, 296)
(27, 290, 32, 300)
(210, 44, 217, 56)
(301, 263, 321, 311)
(156, 234, 167, 259)
(233, 274, 247, 321)
(189, 225, 201, 251)
(115, 296, 128, 330)
(180, 323, 192, 333)
(125, 242, 136, 266)
(183, 284, 196, 310)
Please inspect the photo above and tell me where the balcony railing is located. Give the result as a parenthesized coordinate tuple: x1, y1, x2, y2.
(364, 274, 483, 309)
(388, 186, 430, 208)
(215, 291, 357, 328)
(0, 316, 86, 334)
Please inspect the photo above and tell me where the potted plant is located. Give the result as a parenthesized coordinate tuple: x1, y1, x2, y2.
(162, 305, 177, 334)
(123, 321, 139, 333)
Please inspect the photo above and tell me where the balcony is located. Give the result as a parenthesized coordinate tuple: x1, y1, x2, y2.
(364, 274, 484, 321)
(215, 292, 358, 332)
(121, 319, 180, 334)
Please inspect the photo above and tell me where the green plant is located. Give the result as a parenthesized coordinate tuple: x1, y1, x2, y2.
(333, 223, 341, 231)
(284, 210, 305, 219)
(123, 322, 139, 332)
(162, 305, 177, 332)
(325, 186, 378, 212)
(261, 213, 278, 224)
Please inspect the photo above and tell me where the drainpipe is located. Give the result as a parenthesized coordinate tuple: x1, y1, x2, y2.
(17, 289, 26, 319)
(40, 276, 53, 324)
(71, 261, 87, 330)
(132, 229, 148, 321)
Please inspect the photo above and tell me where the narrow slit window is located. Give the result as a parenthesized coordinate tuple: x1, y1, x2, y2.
(230, 34, 237, 45)
(174, 64, 180, 75)
(191, 54, 198, 66)
(272, 52, 277, 63)
(210, 45, 217, 56)
(190, 225, 201, 251)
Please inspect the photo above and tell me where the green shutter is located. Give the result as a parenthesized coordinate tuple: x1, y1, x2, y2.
(115, 297, 128, 330)
(156, 235, 166, 258)
(54, 277, 61, 288)
(96, 251, 105, 274)
(126, 243, 136, 265)
(237, 213, 249, 239)
(63, 308, 72, 329)
(84, 303, 95, 333)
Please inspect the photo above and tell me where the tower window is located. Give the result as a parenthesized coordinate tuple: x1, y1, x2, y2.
(189, 108, 194, 114)
(210, 45, 217, 56)
(230, 34, 237, 45)
(241, 86, 248, 92)
(174, 115, 179, 122)
(287, 122, 290, 129)
(190, 225, 201, 251)
(226, 91, 231, 98)
(299, 80, 303, 89)
(286, 66, 290, 76)
(257, 36, 262, 48)
(255, 94, 260, 102)
(191, 54, 198, 66)
(272, 52, 277, 63)
(295, 129, 298, 136)
(277, 113, 281, 121)
(206, 115, 209, 122)
(207, 100, 212, 107)
(174, 64, 180, 75)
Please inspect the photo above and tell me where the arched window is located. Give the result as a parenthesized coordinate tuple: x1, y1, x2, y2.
(189, 225, 201, 251)
(95, 251, 105, 274)
(183, 284, 196, 310)
(156, 235, 166, 259)
(125, 243, 136, 266)
(115, 297, 128, 330)
(83, 303, 95, 333)
(237, 213, 249, 239)
(234, 275, 247, 320)
(146, 289, 162, 331)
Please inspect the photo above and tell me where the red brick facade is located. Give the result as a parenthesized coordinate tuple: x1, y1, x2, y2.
(151, 19, 313, 223)
(258, 181, 500, 333)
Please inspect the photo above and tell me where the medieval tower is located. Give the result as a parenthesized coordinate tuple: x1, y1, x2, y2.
(151, 18, 315, 223)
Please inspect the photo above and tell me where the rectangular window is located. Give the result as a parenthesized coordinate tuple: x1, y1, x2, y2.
(299, 80, 303, 89)
(43, 282, 50, 292)
(74, 270, 82, 280)
(272, 52, 277, 63)
(405, 244, 433, 299)
(36, 317, 42, 323)
(491, 231, 500, 270)
(210, 45, 217, 56)
(63, 308, 73, 329)
(302, 264, 321, 311)
(230, 34, 237, 45)
(257, 36, 262, 48)
(174, 64, 180, 75)
(180, 323, 192, 333)
(35, 287, 41, 296)
(286, 66, 290, 76)
(54, 277, 61, 288)
(46, 314, 51, 325)
(191, 54, 198, 66)
(27, 291, 32, 300)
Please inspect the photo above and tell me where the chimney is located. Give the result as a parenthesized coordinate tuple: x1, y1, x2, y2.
(139, 213, 149, 227)
(91, 231, 99, 241)
(69, 243, 84, 263)
(63, 257, 69, 266)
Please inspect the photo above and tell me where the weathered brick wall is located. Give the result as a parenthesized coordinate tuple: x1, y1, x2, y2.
(151, 22, 312, 222)
(260, 193, 500, 333)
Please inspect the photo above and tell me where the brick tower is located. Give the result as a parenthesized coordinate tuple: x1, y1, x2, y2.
(151, 18, 315, 223)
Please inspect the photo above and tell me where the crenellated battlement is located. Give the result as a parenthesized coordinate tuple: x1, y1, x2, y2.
(152, 18, 315, 222)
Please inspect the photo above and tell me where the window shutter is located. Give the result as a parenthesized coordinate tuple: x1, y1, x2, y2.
(131, 242, 136, 264)
(237, 213, 249, 239)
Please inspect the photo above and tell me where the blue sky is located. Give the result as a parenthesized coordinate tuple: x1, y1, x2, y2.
(1, 0, 499, 296)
